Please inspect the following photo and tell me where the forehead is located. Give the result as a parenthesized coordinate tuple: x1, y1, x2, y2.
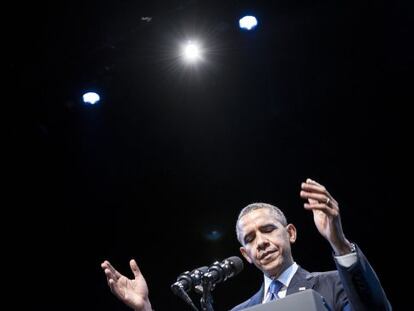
(238, 208, 282, 231)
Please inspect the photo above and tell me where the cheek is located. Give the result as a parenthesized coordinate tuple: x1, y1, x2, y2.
(274, 232, 289, 244)
(246, 248, 256, 263)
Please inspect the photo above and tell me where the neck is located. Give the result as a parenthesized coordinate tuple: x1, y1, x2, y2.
(267, 257, 294, 279)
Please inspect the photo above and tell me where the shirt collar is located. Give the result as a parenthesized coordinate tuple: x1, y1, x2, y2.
(263, 262, 298, 298)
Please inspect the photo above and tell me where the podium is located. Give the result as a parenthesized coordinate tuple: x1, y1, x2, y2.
(241, 289, 330, 311)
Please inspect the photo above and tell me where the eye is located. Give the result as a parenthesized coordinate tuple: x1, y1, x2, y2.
(244, 234, 254, 244)
(262, 225, 276, 233)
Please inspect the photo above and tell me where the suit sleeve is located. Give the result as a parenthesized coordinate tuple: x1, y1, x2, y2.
(334, 244, 392, 310)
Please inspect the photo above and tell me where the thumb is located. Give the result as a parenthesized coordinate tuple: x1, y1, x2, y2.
(130, 259, 142, 278)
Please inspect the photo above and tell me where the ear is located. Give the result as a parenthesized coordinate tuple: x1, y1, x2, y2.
(286, 224, 297, 243)
(240, 246, 253, 264)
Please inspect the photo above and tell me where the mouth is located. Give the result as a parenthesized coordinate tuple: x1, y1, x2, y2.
(259, 249, 278, 261)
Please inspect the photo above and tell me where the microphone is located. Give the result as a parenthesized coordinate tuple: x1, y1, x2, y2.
(203, 256, 244, 286)
(171, 266, 208, 311)
(171, 266, 209, 294)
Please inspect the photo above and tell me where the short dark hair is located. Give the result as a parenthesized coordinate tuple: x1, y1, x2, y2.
(236, 203, 287, 244)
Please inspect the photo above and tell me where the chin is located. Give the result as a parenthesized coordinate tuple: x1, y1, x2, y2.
(262, 260, 283, 276)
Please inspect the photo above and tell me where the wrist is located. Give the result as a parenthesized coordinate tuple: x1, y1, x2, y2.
(332, 239, 355, 256)
(135, 299, 152, 311)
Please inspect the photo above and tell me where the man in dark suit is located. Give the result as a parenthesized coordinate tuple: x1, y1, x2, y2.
(231, 178, 391, 310)
(101, 178, 391, 311)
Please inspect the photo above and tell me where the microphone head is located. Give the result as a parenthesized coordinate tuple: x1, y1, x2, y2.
(205, 256, 244, 284)
(226, 256, 244, 276)
(192, 266, 208, 274)
(172, 265, 210, 294)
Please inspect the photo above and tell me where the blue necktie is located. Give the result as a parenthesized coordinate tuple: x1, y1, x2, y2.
(268, 279, 284, 301)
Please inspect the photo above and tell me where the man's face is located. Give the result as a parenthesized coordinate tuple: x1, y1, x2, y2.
(238, 208, 296, 278)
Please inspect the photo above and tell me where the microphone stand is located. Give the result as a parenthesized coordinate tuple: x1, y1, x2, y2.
(200, 276, 215, 311)
(171, 283, 200, 311)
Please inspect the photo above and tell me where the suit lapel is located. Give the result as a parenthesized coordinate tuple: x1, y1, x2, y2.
(245, 284, 265, 307)
(286, 266, 315, 295)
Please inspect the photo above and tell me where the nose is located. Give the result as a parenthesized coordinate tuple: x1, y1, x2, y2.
(256, 233, 269, 251)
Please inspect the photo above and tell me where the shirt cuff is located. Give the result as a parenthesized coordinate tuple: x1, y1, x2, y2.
(335, 252, 357, 268)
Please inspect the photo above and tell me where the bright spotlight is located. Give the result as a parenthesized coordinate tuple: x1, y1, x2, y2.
(182, 40, 202, 63)
(82, 92, 100, 105)
(239, 15, 258, 30)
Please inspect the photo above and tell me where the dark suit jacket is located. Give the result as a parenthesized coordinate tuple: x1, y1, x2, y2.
(230, 245, 391, 311)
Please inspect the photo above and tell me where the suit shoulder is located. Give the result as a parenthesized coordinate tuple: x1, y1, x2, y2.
(309, 270, 339, 278)
(308, 270, 341, 284)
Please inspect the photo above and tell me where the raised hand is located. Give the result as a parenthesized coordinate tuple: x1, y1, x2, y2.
(101, 259, 152, 311)
(300, 178, 353, 255)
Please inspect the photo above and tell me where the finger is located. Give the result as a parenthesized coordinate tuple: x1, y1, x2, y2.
(101, 260, 117, 274)
(304, 203, 338, 216)
(104, 261, 123, 280)
(104, 268, 118, 283)
(301, 182, 328, 194)
(308, 198, 319, 205)
(101, 260, 109, 270)
(303, 192, 337, 208)
(306, 178, 323, 187)
(130, 259, 142, 278)
(104, 269, 118, 290)
(300, 191, 331, 203)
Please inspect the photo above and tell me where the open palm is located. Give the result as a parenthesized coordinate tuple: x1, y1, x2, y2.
(101, 259, 151, 311)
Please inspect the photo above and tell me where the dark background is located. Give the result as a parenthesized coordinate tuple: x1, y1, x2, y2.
(10, 0, 410, 310)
